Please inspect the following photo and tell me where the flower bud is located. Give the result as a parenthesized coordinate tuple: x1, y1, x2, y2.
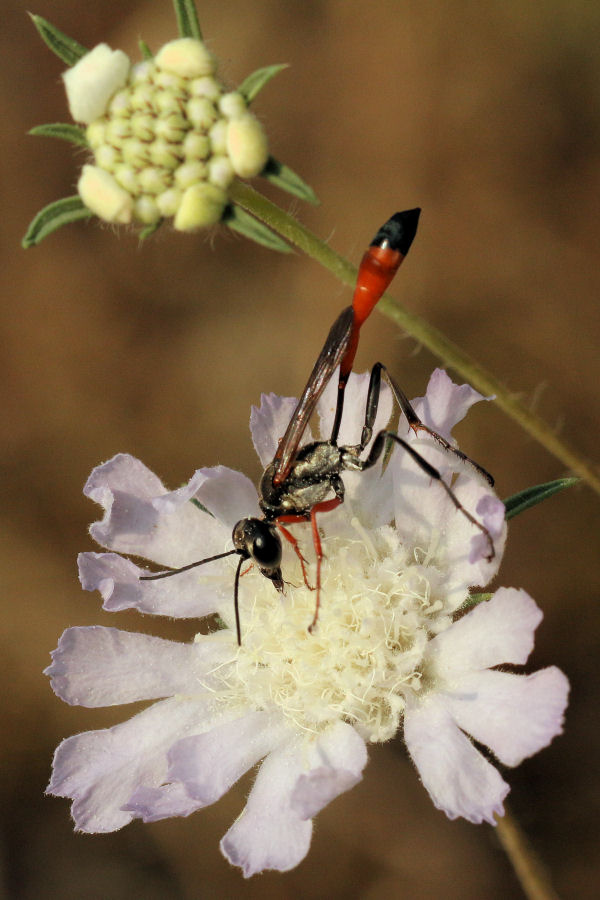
(174, 182, 227, 230)
(155, 38, 216, 78)
(63, 44, 129, 124)
(78, 165, 133, 223)
(226, 113, 269, 178)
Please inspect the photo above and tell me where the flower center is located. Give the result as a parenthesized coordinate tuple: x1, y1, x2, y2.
(204, 521, 449, 743)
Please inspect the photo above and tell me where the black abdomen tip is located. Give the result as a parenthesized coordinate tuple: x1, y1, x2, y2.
(371, 208, 421, 255)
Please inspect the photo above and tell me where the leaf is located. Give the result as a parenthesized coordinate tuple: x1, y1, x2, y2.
(30, 14, 88, 66)
(463, 592, 493, 608)
(22, 196, 93, 248)
(29, 122, 88, 147)
(172, 0, 203, 40)
(238, 64, 289, 104)
(224, 204, 292, 253)
(139, 39, 153, 60)
(138, 219, 164, 241)
(504, 477, 579, 520)
(191, 498, 214, 517)
(260, 155, 320, 205)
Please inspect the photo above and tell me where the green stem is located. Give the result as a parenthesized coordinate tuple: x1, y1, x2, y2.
(230, 181, 600, 496)
(495, 809, 561, 900)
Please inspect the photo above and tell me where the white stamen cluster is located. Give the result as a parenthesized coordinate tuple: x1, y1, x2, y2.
(201, 525, 449, 743)
(68, 40, 269, 229)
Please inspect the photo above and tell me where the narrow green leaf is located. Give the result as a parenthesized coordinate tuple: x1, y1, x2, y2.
(29, 122, 88, 147)
(22, 196, 92, 248)
(172, 0, 203, 40)
(30, 14, 88, 66)
(138, 219, 164, 241)
(238, 64, 289, 104)
(504, 477, 579, 520)
(260, 156, 320, 206)
(139, 39, 153, 60)
(224, 204, 292, 253)
(191, 498, 214, 517)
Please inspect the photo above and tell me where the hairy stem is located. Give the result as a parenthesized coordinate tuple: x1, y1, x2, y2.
(495, 808, 561, 900)
(229, 180, 600, 496)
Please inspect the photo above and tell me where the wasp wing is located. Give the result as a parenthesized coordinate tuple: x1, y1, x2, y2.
(272, 305, 354, 484)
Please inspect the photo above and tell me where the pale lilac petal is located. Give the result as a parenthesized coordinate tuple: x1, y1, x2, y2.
(45, 627, 234, 707)
(168, 711, 288, 805)
(123, 782, 202, 822)
(428, 588, 543, 676)
(220, 739, 313, 877)
(85, 454, 230, 567)
(443, 667, 569, 767)
(469, 494, 506, 565)
(411, 368, 490, 442)
(290, 721, 367, 819)
(47, 697, 216, 832)
(404, 695, 509, 825)
(78, 552, 230, 618)
(317, 370, 393, 448)
(250, 394, 305, 467)
(155, 466, 260, 528)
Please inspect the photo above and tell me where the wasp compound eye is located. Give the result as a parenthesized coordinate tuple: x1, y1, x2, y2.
(232, 519, 282, 571)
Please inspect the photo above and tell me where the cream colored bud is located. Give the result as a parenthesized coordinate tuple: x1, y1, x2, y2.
(78, 164, 133, 223)
(108, 89, 132, 118)
(130, 113, 155, 142)
(175, 161, 207, 190)
(187, 97, 217, 130)
(95, 144, 120, 170)
(122, 138, 150, 168)
(130, 83, 155, 112)
(155, 38, 216, 78)
(105, 117, 132, 143)
(86, 120, 107, 149)
(208, 156, 234, 189)
(209, 120, 228, 154)
(219, 92, 246, 120)
(130, 61, 154, 84)
(63, 44, 130, 124)
(156, 188, 183, 217)
(138, 167, 168, 195)
(182, 132, 210, 160)
(134, 195, 161, 224)
(155, 89, 183, 116)
(154, 115, 186, 143)
(113, 165, 139, 194)
(189, 76, 221, 100)
(174, 182, 227, 230)
(226, 113, 269, 178)
(149, 138, 181, 169)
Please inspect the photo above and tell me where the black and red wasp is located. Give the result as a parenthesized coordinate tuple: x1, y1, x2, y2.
(143, 209, 495, 643)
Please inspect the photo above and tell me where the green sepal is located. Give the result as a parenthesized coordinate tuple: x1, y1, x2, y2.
(138, 219, 164, 241)
(224, 204, 292, 253)
(504, 477, 579, 520)
(139, 39, 153, 60)
(463, 592, 492, 608)
(30, 14, 88, 66)
(22, 196, 92, 248)
(29, 122, 88, 147)
(238, 64, 289, 104)
(260, 156, 320, 206)
(172, 0, 203, 40)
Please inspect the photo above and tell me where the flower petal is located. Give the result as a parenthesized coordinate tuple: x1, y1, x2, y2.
(63, 44, 129, 124)
(85, 454, 232, 566)
(427, 588, 543, 676)
(122, 782, 202, 822)
(404, 695, 509, 825)
(250, 393, 305, 468)
(78, 551, 230, 618)
(45, 627, 234, 707)
(156, 465, 260, 528)
(443, 667, 569, 767)
(411, 369, 489, 442)
(167, 710, 288, 805)
(219, 739, 313, 877)
(220, 721, 367, 877)
(317, 370, 393, 449)
(289, 721, 367, 819)
(47, 697, 216, 832)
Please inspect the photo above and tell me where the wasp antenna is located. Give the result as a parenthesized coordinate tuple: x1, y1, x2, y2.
(139, 549, 238, 581)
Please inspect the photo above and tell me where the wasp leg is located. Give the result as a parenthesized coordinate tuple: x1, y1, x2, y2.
(307, 496, 343, 633)
(275, 519, 315, 591)
(362, 429, 496, 562)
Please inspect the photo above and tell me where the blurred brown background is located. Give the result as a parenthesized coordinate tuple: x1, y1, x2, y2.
(2, 1, 599, 897)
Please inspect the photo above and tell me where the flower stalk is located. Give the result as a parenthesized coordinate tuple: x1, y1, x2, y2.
(495, 807, 562, 900)
(229, 180, 600, 497)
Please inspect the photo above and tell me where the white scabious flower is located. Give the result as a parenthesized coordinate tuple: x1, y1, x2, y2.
(64, 38, 268, 228)
(46, 370, 569, 877)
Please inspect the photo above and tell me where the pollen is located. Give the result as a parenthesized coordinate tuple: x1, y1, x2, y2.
(205, 524, 448, 744)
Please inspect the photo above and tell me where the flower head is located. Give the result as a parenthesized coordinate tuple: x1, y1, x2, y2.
(24, 10, 317, 249)
(46, 370, 568, 876)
